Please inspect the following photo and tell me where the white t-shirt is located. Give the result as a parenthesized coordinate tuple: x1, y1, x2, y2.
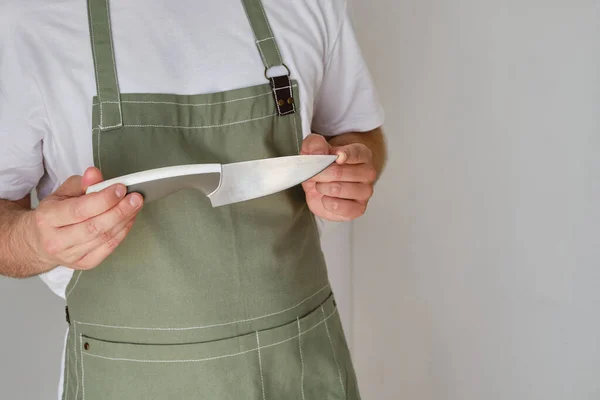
(1, 0, 383, 395)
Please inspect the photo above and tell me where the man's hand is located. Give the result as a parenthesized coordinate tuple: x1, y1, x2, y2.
(28, 167, 143, 271)
(301, 133, 378, 222)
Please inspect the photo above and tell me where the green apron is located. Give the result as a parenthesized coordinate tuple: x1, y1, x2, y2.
(61, 0, 360, 399)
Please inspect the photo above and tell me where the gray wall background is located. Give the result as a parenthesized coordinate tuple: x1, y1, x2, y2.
(349, 0, 600, 399)
(2, 1, 600, 399)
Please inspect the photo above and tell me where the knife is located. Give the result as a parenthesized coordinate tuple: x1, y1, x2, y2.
(85, 155, 337, 207)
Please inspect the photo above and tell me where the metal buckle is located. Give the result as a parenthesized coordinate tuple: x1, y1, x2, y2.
(264, 63, 291, 80)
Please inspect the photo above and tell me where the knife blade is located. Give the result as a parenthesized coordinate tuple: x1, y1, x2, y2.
(85, 155, 337, 207)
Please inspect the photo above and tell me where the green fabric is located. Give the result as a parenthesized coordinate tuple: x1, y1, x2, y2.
(64, 296, 354, 399)
(86, 0, 122, 130)
(62, 0, 361, 399)
(240, 0, 285, 70)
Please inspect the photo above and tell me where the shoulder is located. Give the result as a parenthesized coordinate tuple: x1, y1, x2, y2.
(0, 2, 40, 76)
(1, 1, 50, 50)
(0, 0, 85, 71)
(265, 0, 348, 60)
(1, 0, 81, 36)
(267, 0, 347, 37)
(0, 0, 44, 30)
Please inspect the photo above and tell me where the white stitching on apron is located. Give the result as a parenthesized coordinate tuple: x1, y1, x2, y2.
(255, 37, 274, 44)
(322, 305, 346, 396)
(256, 332, 267, 400)
(65, 270, 83, 299)
(124, 113, 277, 129)
(271, 82, 283, 115)
(79, 307, 338, 364)
(74, 324, 79, 400)
(97, 126, 102, 172)
(90, 113, 278, 132)
(273, 81, 296, 116)
(93, 114, 284, 133)
(292, 113, 300, 154)
(256, 41, 269, 67)
(88, 0, 103, 128)
(80, 333, 86, 400)
(74, 283, 330, 330)
(297, 318, 306, 400)
(100, 106, 123, 129)
(91, 86, 298, 107)
(271, 84, 297, 116)
(240, 1, 269, 67)
(257, 1, 283, 63)
(273, 86, 294, 92)
(104, 0, 123, 129)
(64, 332, 69, 400)
(121, 91, 280, 106)
(88, 5, 123, 130)
(92, 86, 297, 107)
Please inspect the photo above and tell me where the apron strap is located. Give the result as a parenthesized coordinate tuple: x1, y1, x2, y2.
(240, 0, 284, 71)
(86, 0, 294, 120)
(241, 0, 296, 115)
(87, 0, 123, 131)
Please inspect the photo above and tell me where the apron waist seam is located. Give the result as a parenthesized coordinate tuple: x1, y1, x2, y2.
(77, 299, 339, 364)
(70, 283, 330, 331)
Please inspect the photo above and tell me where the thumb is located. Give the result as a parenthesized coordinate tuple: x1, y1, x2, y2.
(53, 167, 103, 199)
(53, 175, 85, 199)
(81, 167, 103, 191)
(301, 133, 330, 155)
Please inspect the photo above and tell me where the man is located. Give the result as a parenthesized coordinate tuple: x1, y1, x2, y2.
(0, 0, 386, 398)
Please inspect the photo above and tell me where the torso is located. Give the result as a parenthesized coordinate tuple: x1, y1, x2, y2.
(5, 0, 346, 297)
(58, 1, 361, 398)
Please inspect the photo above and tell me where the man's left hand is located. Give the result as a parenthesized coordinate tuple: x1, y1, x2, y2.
(301, 134, 377, 222)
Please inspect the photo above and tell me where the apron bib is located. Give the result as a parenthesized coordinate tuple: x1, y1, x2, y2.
(62, 0, 360, 398)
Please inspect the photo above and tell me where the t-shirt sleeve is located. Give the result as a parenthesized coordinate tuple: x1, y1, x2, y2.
(311, 3, 385, 136)
(0, 7, 48, 201)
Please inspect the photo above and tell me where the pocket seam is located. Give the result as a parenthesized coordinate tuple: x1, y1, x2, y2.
(79, 306, 338, 364)
(322, 305, 347, 397)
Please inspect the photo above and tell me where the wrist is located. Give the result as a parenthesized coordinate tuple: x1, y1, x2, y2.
(18, 210, 57, 273)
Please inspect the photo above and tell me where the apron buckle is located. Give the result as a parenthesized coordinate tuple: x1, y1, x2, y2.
(266, 64, 295, 116)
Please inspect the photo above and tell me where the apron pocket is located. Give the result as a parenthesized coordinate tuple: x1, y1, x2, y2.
(78, 335, 262, 399)
(257, 298, 358, 400)
(74, 294, 358, 399)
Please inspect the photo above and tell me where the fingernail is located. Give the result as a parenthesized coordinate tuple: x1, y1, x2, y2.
(312, 151, 327, 155)
(330, 201, 339, 211)
(129, 194, 141, 208)
(115, 185, 125, 198)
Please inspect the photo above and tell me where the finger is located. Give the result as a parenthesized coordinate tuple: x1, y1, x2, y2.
(72, 217, 136, 270)
(309, 164, 377, 184)
(59, 192, 143, 245)
(316, 182, 374, 202)
(331, 144, 372, 165)
(301, 133, 330, 155)
(45, 183, 129, 227)
(321, 196, 367, 220)
(301, 179, 319, 197)
(63, 213, 138, 264)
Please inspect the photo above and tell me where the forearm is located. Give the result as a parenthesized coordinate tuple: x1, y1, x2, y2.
(327, 127, 387, 178)
(0, 198, 50, 278)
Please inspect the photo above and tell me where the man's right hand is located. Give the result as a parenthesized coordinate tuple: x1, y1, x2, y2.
(28, 167, 143, 271)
